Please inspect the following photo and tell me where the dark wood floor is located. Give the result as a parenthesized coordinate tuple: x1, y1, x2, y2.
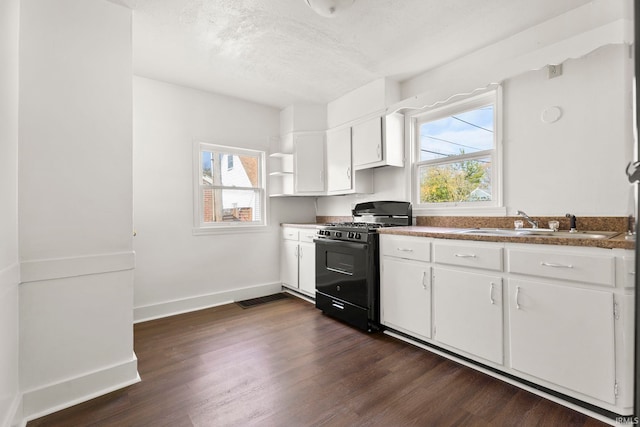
(29, 295, 608, 426)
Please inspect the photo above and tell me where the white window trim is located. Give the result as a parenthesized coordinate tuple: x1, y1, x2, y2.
(192, 141, 267, 235)
(407, 86, 505, 217)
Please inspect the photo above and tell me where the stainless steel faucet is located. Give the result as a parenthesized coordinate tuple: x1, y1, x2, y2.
(565, 213, 577, 233)
(516, 210, 538, 228)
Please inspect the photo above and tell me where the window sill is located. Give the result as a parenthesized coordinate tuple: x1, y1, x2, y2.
(413, 206, 507, 217)
(192, 224, 268, 236)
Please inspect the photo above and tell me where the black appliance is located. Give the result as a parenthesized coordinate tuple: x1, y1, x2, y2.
(314, 201, 412, 331)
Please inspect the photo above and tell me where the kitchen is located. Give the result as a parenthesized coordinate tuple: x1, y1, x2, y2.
(0, 0, 636, 425)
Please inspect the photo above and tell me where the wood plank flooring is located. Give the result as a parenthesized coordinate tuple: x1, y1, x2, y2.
(28, 296, 608, 426)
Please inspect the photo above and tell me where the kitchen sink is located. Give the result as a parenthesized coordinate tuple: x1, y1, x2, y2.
(455, 228, 620, 239)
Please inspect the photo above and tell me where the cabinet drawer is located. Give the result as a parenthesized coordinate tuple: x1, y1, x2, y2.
(282, 227, 299, 241)
(508, 249, 615, 287)
(434, 241, 503, 271)
(380, 234, 430, 262)
(299, 229, 317, 243)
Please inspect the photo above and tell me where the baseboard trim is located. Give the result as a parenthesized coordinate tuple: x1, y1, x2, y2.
(134, 281, 282, 323)
(20, 251, 135, 284)
(20, 354, 139, 424)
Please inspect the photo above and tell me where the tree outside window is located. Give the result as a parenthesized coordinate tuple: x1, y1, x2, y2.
(414, 92, 498, 207)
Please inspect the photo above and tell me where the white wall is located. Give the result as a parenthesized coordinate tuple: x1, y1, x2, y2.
(18, 0, 138, 421)
(0, 0, 20, 425)
(503, 45, 633, 216)
(317, 20, 634, 217)
(133, 77, 315, 321)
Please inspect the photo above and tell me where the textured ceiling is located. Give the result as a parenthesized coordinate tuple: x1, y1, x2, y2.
(112, 0, 593, 108)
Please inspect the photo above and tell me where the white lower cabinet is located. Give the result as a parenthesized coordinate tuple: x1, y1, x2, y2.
(281, 239, 299, 289)
(433, 267, 503, 364)
(508, 278, 616, 404)
(377, 235, 634, 416)
(380, 234, 431, 341)
(280, 227, 317, 298)
(298, 240, 316, 296)
(381, 257, 431, 340)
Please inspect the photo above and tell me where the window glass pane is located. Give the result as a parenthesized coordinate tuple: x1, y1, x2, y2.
(419, 105, 494, 161)
(219, 154, 260, 188)
(202, 189, 262, 223)
(201, 151, 213, 184)
(418, 156, 492, 203)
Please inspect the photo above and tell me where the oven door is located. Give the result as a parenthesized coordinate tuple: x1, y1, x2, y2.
(314, 238, 374, 308)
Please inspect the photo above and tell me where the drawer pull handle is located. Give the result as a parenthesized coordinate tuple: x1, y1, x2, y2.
(397, 248, 414, 252)
(629, 271, 636, 275)
(454, 253, 476, 258)
(489, 282, 495, 305)
(540, 261, 573, 269)
(331, 302, 344, 310)
(515, 286, 521, 310)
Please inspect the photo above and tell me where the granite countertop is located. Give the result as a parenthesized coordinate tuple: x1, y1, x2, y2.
(280, 223, 635, 250)
(280, 223, 323, 229)
(378, 226, 635, 250)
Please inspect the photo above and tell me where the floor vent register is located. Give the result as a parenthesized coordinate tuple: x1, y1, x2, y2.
(236, 293, 289, 308)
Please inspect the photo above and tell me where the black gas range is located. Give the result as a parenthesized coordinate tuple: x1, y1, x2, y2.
(314, 201, 412, 332)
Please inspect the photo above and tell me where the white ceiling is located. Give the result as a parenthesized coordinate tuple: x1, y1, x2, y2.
(112, 0, 593, 108)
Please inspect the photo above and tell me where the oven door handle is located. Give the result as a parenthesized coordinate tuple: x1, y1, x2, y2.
(326, 267, 353, 276)
(313, 238, 368, 250)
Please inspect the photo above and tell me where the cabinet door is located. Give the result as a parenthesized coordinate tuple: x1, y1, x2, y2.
(352, 117, 382, 168)
(433, 267, 503, 364)
(381, 257, 431, 340)
(294, 133, 325, 193)
(508, 279, 616, 403)
(326, 127, 352, 192)
(281, 240, 298, 288)
(298, 241, 316, 296)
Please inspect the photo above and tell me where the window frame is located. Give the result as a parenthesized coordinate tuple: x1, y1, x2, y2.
(408, 87, 504, 216)
(192, 142, 267, 234)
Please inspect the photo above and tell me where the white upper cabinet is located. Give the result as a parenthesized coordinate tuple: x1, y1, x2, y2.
(352, 113, 404, 170)
(325, 127, 352, 193)
(294, 132, 325, 194)
(325, 127, 374, 195)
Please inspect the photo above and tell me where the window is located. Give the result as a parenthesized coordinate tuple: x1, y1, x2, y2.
(412, 89, 502, 212)
(194, 142, 266, 232)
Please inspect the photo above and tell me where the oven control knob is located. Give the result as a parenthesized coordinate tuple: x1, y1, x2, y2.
(335, 232, 342, 238)
(348, 232, 355, 239)
(355, 233, 361, 240)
